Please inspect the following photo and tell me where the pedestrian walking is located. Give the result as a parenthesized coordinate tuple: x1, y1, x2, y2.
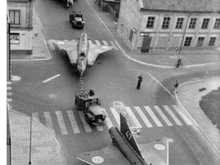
(173, 80, 179, 93)
(176, 58, 182, 68)
(136, 75, 143, 90)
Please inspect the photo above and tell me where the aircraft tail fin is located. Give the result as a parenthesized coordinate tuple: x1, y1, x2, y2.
(120, 113, 142, 157)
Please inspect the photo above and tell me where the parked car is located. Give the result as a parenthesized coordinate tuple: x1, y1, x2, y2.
(69, 11, 85, 29)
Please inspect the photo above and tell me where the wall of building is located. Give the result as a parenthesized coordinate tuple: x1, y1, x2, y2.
(117, 0, 220, 53)
(8, 0, 33, 54)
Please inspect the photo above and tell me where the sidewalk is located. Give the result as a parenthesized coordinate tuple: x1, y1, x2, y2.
(175, 77, 220, 165)
(89, 0, 220, 68)
(11, 8, 51, 61)
(8, 106, 66, 165)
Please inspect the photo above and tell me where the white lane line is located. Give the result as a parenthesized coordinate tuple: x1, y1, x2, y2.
(42, 74, 60, 83)
(144, 106, 163, 127)
(110, 107, 120, 126)
(55, 111, 68, 135)
(154, 105, 173, 126)
(125, 107, 142, 128)
(94, 40, 101, 46)
(78, 111, 92, 133)
(146, 72, 173, 97)
(102, 40, 108, 46)
(43, 112, 54, 129)
(32, 112, 40, 122)
(163, 105, 182, 126)
(172, 105, 192, 125)
(134, 106, 153, 128)
(97, 126, 104, 131)
(66, 110, 80, 134)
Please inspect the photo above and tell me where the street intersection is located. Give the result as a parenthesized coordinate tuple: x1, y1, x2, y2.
(8, 0, 220, 165)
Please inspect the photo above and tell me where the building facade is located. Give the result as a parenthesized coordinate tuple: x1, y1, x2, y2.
(8, 0, 33, 55)
(117, 0, 220, 53)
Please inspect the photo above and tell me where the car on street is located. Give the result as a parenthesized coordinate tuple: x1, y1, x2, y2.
(69, 11, 85, 29)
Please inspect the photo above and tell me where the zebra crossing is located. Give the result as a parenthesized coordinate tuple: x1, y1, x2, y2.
(89, 40, 118, 50)
(31, 104, 192, 135)
(7, 81, 12, 103)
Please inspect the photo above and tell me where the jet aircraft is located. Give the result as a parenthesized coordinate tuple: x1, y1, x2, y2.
(48, 33, 114, 76)
(76, 113, 169, 165)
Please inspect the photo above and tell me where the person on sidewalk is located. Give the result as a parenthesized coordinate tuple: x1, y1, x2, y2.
(136, 75, 143, 90)
(173, 80, 179, 93)
(176, 58, 183, 68)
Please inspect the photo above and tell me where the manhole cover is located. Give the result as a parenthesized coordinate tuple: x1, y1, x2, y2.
(91, 156, 104, 164)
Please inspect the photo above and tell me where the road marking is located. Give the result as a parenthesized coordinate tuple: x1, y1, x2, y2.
(125, 107, 142, 128)
(144, 106, 163, 127)
(7, 98, 12, 102)
(44, 112, 54, 130)
(163, 105, 182, 126)
(78, 111, 92, 133)
(94, 40, 101, 46)
(110, 107, 120, 126)
(88, 40, 93, 46)
(32, 112, 40, 122)
(7, 81, 12, 85)
(66, 110, 80, 134)
(7, 92, 12, 96)
(102, 40, 108, 46)
(172, 105, 192, 125)
(154, 105, 173, 126)
(55, 111, 68, 135)
(7, 86, 12, 90)
(110, 41, 118, 49)
(134, 106, 153, 128)
(42, 74, 60, 83)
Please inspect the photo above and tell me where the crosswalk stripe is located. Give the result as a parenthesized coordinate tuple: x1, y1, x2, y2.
(134, 106, 153, 128)
(97, 126, 104, 131)
(66, 110, 80, 134)
(110, 41, 118, 49)
(32, 112, 40, 122)
(154, 105, 173, 126)
(102, 40, 108, 46)
(7, 81, 12, 85)
(94, 40, 101, 46)
(7, 98, 12, 102)
(172, 105, 192, 125)
(144, 106, 163, 127)
(110, 107, 120, 126)
(7, 86, 12, 90)
(78, 111, 92, 133)
(55, 111, 68, 135)
(44, 112, 54, 129)
(163, 105, 182, 126)
(125, 107, 142, 128)
(7, 92, 12, 96)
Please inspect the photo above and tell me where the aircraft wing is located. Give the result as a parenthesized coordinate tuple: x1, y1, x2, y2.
(87, 41, 113, 66)
(48, 39, 78, 64)
(76, 145, 129, 165)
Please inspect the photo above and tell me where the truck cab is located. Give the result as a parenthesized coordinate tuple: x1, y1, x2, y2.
(75, 89, 106, 126)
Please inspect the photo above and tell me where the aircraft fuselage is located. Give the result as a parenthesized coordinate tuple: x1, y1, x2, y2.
(109, 127, 148, 165)
(76, 33, 89, 76)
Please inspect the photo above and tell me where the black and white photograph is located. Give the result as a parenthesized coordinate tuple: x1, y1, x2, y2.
(4, 0, 220, 165)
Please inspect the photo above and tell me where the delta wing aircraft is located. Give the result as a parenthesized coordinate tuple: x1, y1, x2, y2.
(76, 113, 169, 165)
(48, 33, 114, 76)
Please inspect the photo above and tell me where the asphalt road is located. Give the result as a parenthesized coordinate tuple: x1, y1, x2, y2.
(10, 0, 220, 164)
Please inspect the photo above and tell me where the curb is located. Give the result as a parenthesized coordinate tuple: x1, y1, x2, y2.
(175, 78, 220, 160)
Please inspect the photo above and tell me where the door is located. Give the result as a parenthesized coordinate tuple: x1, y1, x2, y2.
(141, 35, 151, 53)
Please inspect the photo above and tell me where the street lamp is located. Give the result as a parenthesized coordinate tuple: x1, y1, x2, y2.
(28, 115, 33, 165)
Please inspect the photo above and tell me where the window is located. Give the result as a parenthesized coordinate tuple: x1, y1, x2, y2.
(10, 33, 20, 44)
(9, 10, 20, 25)
(209, 37, 216, 46)
(184, 37, 192, 46)
(146, 17, 155, 28)
(214, 18, 220, 29)
(162, 17, 170, 29)
(175, 18, 184, 29)
(201, 18, 210, 29)
(129, 29, 133, 42)
(196, 37, 205, 47)
(188, 18, 197, 29)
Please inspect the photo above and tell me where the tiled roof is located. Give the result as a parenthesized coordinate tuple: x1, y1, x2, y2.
(141, 0, 220, 12)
